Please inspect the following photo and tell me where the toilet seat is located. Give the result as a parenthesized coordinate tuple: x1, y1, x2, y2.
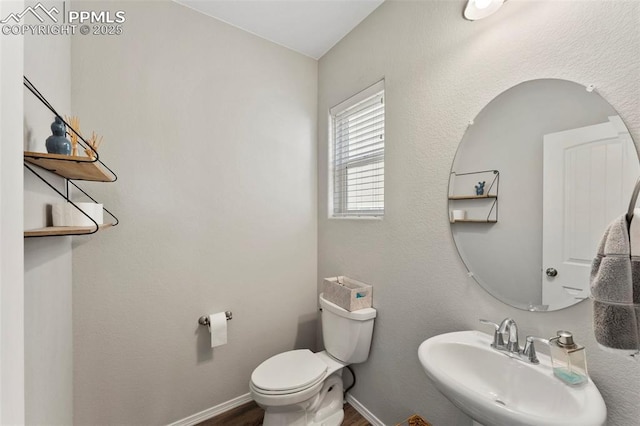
(251, 349, 328, 395)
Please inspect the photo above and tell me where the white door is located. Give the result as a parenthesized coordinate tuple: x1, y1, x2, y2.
(542, 116, 639, 310)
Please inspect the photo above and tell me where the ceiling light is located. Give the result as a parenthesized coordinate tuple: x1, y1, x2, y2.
(464, 0, 505, 21)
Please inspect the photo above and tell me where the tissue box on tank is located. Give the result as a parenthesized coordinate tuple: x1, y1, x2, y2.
(323, 276, 372, 311)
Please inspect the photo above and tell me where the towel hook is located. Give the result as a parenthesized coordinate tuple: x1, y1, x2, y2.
(198, 311, 233, 326)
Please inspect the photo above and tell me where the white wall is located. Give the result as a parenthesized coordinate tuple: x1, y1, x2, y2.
(23, 1, 73, 422)
(0, 1, 25, 423)
(70, 1, 317, 424)
(318, 1, 640, 425)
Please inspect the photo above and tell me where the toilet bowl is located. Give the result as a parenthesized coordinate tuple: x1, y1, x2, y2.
(249, 293, 377, 426)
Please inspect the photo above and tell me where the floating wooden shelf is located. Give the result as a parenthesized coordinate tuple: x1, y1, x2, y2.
(451, 219, 498, 224)
(448, 194, 497, 200)
(22, 76, 119, 238)
(24, 223, 113, 238)
(24, 152, 113, 182)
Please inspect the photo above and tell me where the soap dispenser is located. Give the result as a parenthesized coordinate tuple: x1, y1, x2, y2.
(549, 330, 588, 386)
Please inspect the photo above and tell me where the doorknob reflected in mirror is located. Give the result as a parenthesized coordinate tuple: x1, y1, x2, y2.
(546, 268, 558, 277)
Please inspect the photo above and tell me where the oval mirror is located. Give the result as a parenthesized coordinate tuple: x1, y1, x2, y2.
(450, 79, 640, 311)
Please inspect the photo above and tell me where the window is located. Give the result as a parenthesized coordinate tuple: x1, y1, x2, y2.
(330, 80, 385, 218)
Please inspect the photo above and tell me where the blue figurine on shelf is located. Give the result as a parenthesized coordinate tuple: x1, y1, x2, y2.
(475, 181, 486, 196)
(45, 116, 71, 155)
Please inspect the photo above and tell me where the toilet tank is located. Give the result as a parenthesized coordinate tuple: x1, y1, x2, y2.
(319, 293, 377, 364)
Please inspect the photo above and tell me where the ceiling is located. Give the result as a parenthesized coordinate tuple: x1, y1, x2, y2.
(174, 0, 385, 59)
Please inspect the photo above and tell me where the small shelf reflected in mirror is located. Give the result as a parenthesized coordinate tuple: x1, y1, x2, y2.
(449, 169, 499, 223)
(448, 194, 497, 200)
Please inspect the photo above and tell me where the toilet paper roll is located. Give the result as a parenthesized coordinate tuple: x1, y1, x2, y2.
(208, 312, 228, 348)
(451, 209, 466, 222)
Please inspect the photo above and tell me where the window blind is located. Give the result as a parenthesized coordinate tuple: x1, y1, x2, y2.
(331, 81, 384, 217)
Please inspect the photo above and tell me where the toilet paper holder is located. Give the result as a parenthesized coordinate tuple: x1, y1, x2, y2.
(198, 311, 233, 326)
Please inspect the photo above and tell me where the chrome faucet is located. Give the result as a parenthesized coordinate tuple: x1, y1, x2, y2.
(479, 318, 540, 364)
(499, 318, 519, 354)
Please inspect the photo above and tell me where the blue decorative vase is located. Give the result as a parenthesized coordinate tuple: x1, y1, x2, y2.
(475, 181, 486, 196)
(45, 117, 71, 155)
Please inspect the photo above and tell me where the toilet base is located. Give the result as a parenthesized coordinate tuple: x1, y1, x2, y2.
(261, 374, 344, 426)
(311, 408, 344, 426)
(263, 408, 344, 426)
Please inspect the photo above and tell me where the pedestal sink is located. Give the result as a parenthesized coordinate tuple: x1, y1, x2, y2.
(418, 331, 606, 426)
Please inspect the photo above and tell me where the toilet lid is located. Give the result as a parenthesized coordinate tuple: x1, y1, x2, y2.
(251, 349, 327, 393)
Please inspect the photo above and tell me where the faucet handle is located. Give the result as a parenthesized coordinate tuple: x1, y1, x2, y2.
(479, 318, 498, 328)
(523, 336, 549, 364)
(479, 319, 505, 348)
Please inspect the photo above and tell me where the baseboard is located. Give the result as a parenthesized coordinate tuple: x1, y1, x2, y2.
(346, 394, 386, 426)
(167, 393, 253, 426)
(168, 391, 380, 426)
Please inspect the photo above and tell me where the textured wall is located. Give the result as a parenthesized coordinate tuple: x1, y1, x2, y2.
(318, 1, 640, 425)
(0, 0, 25, 422)
(71, 1, 317, 424)
(23, 0, 73, 423)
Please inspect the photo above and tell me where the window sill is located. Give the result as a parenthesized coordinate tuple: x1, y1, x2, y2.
(328, 216, 383, 221)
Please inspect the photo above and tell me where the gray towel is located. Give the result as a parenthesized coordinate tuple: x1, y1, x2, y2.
(591, 215, 640, 352)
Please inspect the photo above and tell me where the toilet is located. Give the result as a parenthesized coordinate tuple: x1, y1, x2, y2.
(249, 293, 377, 426)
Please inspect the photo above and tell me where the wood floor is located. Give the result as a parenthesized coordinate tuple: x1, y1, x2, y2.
(198, 401, 371, 426)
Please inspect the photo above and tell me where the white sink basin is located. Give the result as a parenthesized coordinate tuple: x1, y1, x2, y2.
(418, 331, 606, 426)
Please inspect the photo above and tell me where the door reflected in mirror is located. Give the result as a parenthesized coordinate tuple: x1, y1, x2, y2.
(450, 79, 640, 311)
